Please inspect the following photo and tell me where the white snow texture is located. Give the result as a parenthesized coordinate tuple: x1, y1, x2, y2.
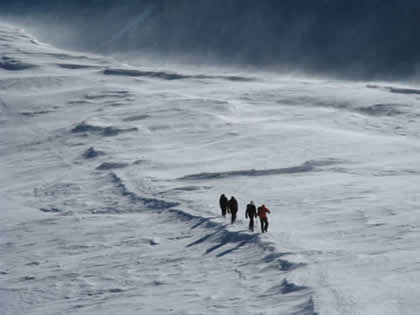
(1, 23, 420, 315)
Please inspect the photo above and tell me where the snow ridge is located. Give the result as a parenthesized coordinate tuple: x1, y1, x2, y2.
(107, 171, 317, 314)
(3, 22, 420, 315)
(178, 159, 344, 181)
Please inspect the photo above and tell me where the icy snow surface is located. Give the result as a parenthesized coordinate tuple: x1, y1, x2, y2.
(1, 23, 420, 315)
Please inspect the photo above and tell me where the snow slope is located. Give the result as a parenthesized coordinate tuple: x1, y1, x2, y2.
(1, 23, 420, 314)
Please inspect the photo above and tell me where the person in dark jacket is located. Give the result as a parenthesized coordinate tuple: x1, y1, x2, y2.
(245, 201, 257, 231)
(228, 196, 238, 224)
(219, 194, 228, 217)
(257, 204, 271, 233)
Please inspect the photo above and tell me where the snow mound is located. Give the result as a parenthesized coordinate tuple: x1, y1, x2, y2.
(71, 122, 138, 137)
(179, 159, 343, 180)
(357, 103, 406, 117)
(96, 162, 129, 170)
(367, 84, 420, 95)
(56, 63, 100, 70)
(104, 67, 255, 82)
(104, 68, 189, 80)
(0, 56, 36, 71)
(122, 114, 150, 122)
(110, 172, 180, 210)
(82, 146, 105, 159)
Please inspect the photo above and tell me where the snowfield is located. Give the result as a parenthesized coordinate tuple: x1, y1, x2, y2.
(1, 23, 420, 315)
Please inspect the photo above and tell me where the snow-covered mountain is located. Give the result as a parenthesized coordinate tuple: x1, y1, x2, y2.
(1, 21, 420, 315)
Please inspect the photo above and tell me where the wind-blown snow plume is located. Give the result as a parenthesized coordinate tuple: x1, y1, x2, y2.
(2, 0, 420, 79)
(100, 4, 156, 51)
(2, 19, 420, 314)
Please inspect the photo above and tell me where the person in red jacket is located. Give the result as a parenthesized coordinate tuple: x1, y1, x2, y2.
(257, 204, 271, 233)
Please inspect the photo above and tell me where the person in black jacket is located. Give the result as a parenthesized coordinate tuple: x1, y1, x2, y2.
(228, 196, 238, 224)
(219, 194, 228, 217)
(245, 201, 257, 231)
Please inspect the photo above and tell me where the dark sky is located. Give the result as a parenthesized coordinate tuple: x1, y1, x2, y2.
(1, 1, 419, 79)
